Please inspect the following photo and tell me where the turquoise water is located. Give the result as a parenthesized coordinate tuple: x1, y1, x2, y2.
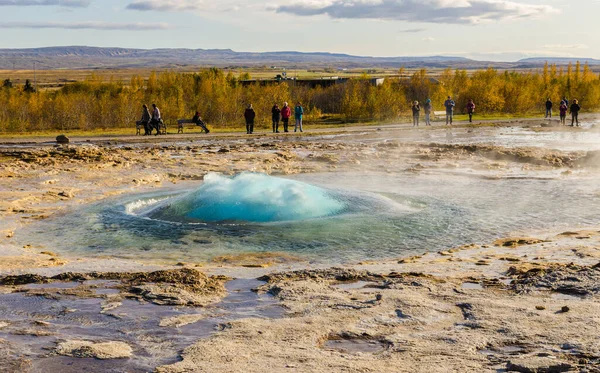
(149, 173, 346, 223)
(16, 171, 600, 264)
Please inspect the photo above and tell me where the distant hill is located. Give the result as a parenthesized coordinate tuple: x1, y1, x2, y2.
(0, 46, 479, 70)
(0, 46, 596, 70)
(518, 57, 600, 65)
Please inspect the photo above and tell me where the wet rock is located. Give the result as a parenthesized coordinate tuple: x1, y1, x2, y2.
(506, 357, 572, 373)
(0, 274, 48, 286)
(258, 268, 382, 284)
(55, 340, 133, 359)
(508, 262, 600, 296)
(456, 303, 476, 320)
(56, 135, 69, 144)
(494, 237, 545, 247)
(128, 283, 220, 307)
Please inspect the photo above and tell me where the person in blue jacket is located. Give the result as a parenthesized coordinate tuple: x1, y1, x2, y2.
(294, 102, 304, 132)
(444, 96, 455, 125)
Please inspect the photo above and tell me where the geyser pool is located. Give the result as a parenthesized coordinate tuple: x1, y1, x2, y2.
(15, 171, 600, 264)
(147, 173, 347, 223)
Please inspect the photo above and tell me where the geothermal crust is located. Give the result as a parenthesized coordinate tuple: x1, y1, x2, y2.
(0, 120, 599, 372)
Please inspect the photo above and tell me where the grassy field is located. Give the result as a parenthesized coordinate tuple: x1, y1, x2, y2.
(0, 66, 429, 91)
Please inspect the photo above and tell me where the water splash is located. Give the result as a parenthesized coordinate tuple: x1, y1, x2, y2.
(148, 173, 347, 223)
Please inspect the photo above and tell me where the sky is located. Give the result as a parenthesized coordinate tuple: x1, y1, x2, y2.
(0, 0, 598, 62)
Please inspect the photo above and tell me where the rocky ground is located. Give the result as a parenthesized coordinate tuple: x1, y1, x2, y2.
(0, 119, 599, 372)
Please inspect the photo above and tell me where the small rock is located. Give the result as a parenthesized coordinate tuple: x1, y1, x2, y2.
(560, 306, 570, 313)
(56, 135, 70, 144)
(58, 191, 74, 199)
(535, 305, 546, 311)
(375, 294, 383, 301)
(55, 340, 133, 359)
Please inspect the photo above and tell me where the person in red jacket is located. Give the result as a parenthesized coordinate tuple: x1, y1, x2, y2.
(559, 100, 568, 125)
(244, 104, 256, 134)
(466, 99, 475, 123)
(281, 102, 292, 132)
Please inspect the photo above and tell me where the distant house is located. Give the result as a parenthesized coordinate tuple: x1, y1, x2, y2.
(240, 76, 386, 88)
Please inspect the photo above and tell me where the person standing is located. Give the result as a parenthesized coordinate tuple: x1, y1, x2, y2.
(281, 102, 291, 132)
(411, 101, 420, 127)
(244, 104, 256, 134)
(545, 98, 553, 118)
(559, 100, 568, 125)
(423, 98, 433, 126)
(294, 102, 304, 132)
(444, 96, 455, 125)
(569, 99, 581, 127)
(141, 104, 151, 135)
(466, 99, 476, 123)
(271, 103, 281, 133)
(563, 96, 569, 107)
(151, 103, 161, 135)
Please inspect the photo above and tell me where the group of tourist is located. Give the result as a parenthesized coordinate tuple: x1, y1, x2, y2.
(545, 97, 582, 126)
(140, 103, 163, 136)
(142, 95, 584, 135)
(244, 102, 304, 134)
(410, 96, 476, 127)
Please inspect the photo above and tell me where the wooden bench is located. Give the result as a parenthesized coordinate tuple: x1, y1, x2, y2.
(135, 121, 143, 135)
(433, 111, 447, 119)
(177, 119, 209, 134)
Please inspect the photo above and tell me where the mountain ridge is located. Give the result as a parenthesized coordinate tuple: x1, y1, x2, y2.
(0, 46, 598, 70)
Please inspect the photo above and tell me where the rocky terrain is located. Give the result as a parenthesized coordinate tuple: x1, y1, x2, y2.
(0, 120, 599, 372)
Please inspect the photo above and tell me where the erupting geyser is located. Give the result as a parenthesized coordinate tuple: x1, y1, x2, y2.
(148, 173, 347, 223)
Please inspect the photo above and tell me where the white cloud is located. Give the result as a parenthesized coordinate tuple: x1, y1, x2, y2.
(126, 0, 205, 11)
(543, 44, 589, 50)
(399, 28, 426, 33)
(0, 21, 170, 30)
(0, 0, 90, 7)
(275, 0, 559, 25)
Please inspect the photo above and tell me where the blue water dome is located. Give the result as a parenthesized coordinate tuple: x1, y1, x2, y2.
(151, 173, 346, 223)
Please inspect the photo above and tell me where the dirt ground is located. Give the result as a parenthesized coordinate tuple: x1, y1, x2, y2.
(0, 119, 599, 372)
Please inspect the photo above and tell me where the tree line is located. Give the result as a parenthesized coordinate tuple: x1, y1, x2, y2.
(0, 63, 599, 133)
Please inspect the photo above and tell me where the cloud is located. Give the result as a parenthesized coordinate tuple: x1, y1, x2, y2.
(0, 21, 170, 30)
(399, 28, 426, 33)
(126, 0, 204, 12)
(275, 0, 559, 25)
(543, 44, 589, 50)
(0, 0, 90, 7)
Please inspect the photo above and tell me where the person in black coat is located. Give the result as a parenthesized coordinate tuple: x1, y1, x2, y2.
(244, 104, 256, 134)
(192, 111, 210, 133)
(271, 104, 281, 133)
(545, 98, 553, 118)
(569, 99, 581, 126)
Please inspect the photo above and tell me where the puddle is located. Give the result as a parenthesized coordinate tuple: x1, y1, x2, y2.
(0, 278, 284, 372)
(331, 281, 374, 290)
(324, 338, 388, 354)
(551, 292, 583, 301)
(462, 282, 484, 290)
